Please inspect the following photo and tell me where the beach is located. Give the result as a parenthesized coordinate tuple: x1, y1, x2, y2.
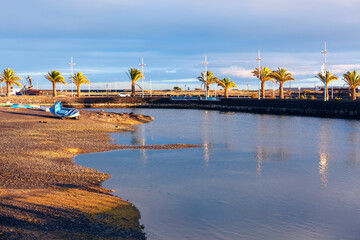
(0, 107, 154, 239)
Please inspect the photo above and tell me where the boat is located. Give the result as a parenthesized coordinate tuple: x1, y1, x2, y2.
(11, 104, 40, 108)
(40, 106, 50, 112)
(49, 101, 80, 119)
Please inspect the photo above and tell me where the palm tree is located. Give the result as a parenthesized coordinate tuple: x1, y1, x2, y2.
(343, 70, 360, 100)
(197, 71, 219, 98)
(315, 71, 338, 101)
(217, 78, 237, 98)
(0, 68, 22, 97)
(71, 72, 90, 97)
(271, 68, 295, 99)
(252, 67, 274, 99)
(45, 71, 66, 97)
(126, 68, 144, 97)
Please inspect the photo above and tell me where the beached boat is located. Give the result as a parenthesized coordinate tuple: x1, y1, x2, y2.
(40, 106, 50, 112)
(49, 101, 80, 119)
(11, 104, 40, 108)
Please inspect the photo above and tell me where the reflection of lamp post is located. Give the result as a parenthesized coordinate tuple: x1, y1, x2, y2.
(256, 50, 261, 100)
(298, 86, 301, 98)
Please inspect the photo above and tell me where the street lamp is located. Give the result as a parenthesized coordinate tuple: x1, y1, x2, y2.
(256, 50, 261, 100)
(298, 86, 301, 98)
(69, 57, 76, 97)
(139, 57, 146, 98)
(321, 41, 328, 101)
(202, 56, 209, 99)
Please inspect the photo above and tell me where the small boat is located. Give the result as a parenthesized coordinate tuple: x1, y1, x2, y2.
(49, 101, 80, 120)
(11, 104, 40, 108)
(40, 106, 50, 112)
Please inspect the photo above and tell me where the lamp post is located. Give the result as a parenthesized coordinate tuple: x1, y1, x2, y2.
(69, 57, 76, 97)
(321, 41, 328, 101)
(256, 50, 261, 100)
(150, 79, 152, 97)
(139, 57, 146, 98)
(298, 86, 301, 98)
(202, 56, 209, 99)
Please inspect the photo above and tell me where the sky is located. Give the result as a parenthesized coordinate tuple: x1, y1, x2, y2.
(0, 0, 360, 90)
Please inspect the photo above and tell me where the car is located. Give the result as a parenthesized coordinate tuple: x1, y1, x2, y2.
(118, 93, 130, 97)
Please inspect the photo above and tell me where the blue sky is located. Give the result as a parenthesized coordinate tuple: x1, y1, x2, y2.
(0, 0, 360, 90)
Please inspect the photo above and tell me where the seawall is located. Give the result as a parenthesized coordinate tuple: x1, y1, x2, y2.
(2, 96, 360, 119)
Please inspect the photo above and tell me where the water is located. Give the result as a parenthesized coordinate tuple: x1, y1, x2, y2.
(76, 109, 360, 240)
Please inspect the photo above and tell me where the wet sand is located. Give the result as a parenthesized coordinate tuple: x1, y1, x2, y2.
(0, 108, 155, 239)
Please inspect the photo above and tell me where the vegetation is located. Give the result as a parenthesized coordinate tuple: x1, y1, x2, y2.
(197, 71, 219, 97)
(315, 71, 338, 101)
(270, 68, 295, 99)
(252, 67, 274, 99)
(217, 78, 237, 98)
(342, 70, 360, 100)
(300, 95, 307, 100)
(72, 72, 90, 97)
(303, 89, 311, 97)
(250, 92, 259, 99)
(310, 96, 317, 100)
(126, 68, 144, 97)
(45, 70, 66, 97)
(0, 68, 22, 97)
(173, 86, 182, 91)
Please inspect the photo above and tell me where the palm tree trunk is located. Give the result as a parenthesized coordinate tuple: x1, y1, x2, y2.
(352, 87, 356, 100)
(279, 82, 284, 99)
(6, 82, 11, 97)
(261, 81, 265, 99)
(206, 84, 209, 98)
(225, 88, 228, 98)
(325, 84, 329, 101)
(131, 81, 135, 97)
(77, 85, 81, 97)
(53, 83, 57, 97)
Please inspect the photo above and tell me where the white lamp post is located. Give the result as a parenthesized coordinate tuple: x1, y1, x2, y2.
(202, 56, 209, 99)
(139, 58, 146, 98)
(321, 41, 328, 101)
(69, 57, 76, 97)
(256, 50, 261, 100)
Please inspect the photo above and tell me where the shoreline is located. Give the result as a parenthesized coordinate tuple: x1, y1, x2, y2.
(1, 96, 360, 119)
(0, 108, 155, 239)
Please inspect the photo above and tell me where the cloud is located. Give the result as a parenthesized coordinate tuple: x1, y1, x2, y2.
(220, 66, 253, 78)
(328, 64, 360, 75)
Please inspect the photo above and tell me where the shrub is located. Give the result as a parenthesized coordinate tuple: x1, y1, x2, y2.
(250, 92, 259, 99)
(300, 95, 307, 100)
(310, 96, 317, 100)
(335, 97, 342, 100)
(173, 86, 182, 91)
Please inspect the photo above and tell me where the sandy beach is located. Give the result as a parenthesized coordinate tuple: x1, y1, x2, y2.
(0, 107, 155, 239)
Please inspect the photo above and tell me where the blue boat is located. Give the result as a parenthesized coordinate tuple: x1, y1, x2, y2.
(49, 101, 80, 120)
(11, 104, 40, 108)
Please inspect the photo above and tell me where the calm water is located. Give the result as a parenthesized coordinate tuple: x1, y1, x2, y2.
(76, 109, 360, 240)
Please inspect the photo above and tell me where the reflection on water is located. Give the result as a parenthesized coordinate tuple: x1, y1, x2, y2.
(318, 122, 330, 187)
(77, 109, 360, 240)
(203, 110, 211, 166)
